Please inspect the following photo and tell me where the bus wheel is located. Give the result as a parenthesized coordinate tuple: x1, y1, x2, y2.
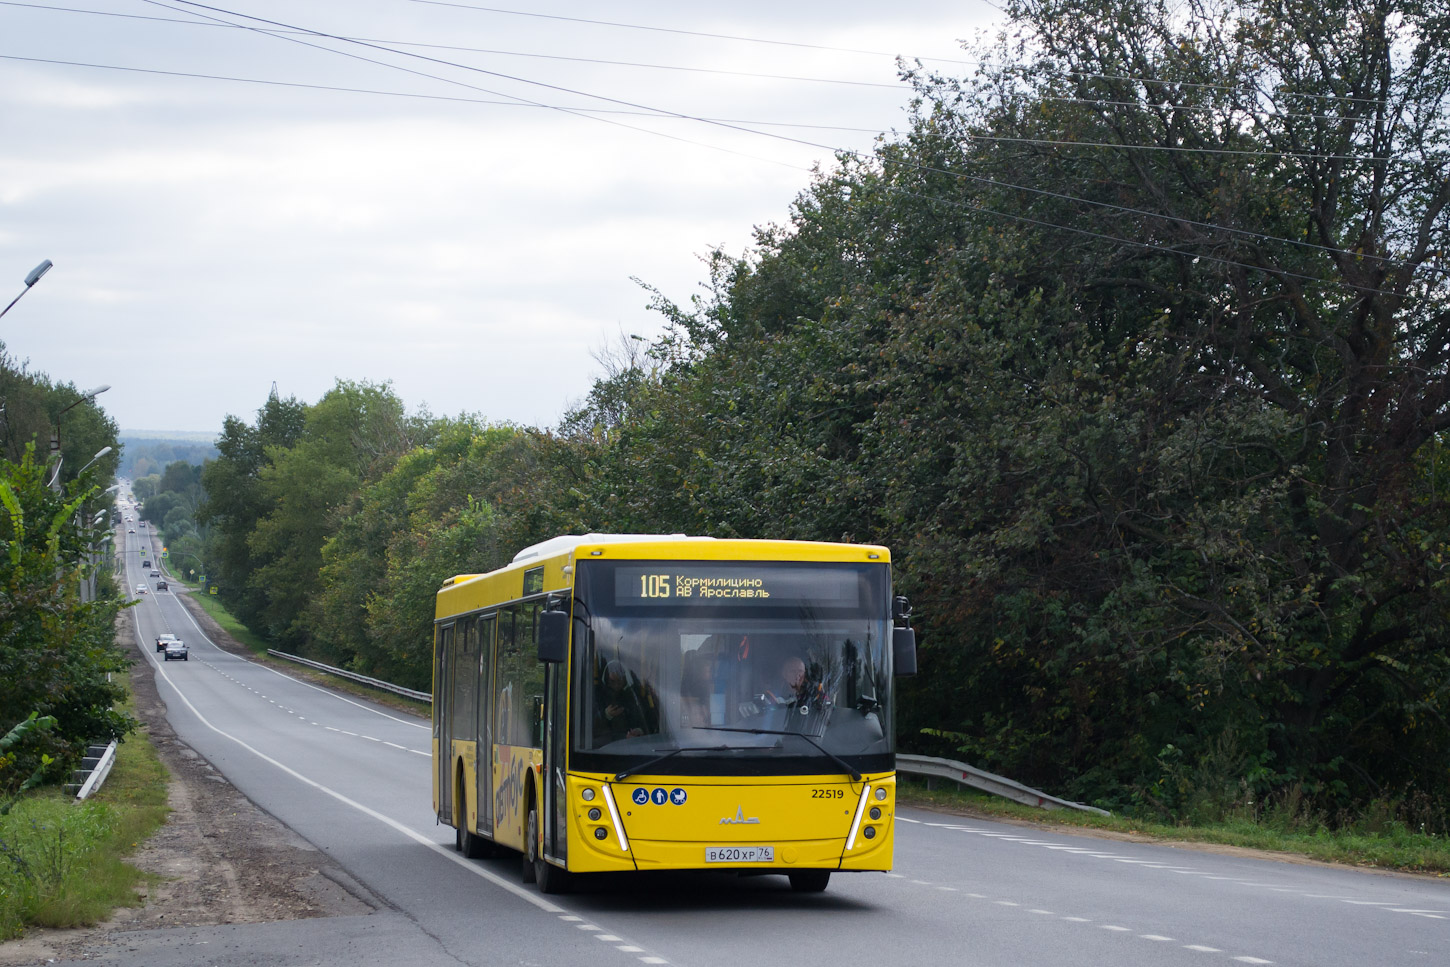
(526, 802, 572, 894)
(788, 870, 831, 893)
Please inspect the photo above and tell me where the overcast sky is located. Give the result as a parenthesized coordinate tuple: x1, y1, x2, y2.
(1, 0, 1001, 435)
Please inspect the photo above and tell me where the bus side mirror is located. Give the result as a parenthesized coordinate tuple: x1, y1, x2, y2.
(538, 610, 569, 664)
(893, 626, 917, 677)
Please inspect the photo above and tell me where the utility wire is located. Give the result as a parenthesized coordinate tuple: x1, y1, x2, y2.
(0, 2, 906, 91)
(3, 2, 1396, 115)
(152, 0, 1401, 170)
(137, 0, 812, 173)
(0, 52, 884, 132)
(6, 3, 1421, 285)
(401, 0, 1391, 107)
(153, 0, 1412, 273)
(401, 0, 957, 62)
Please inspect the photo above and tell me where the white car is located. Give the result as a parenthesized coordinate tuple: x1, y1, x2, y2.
(135, 584, 148, 595)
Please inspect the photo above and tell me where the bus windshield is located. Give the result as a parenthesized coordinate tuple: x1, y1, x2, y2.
(571, 560, 895, 776)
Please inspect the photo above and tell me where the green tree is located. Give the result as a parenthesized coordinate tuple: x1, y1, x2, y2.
(0, 447, 132, 791)
(197, 391, 306, 631)
(244, 380, 434, 646)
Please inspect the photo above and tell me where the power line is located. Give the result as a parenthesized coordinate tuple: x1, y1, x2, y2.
(151, 0, 1409, 272)
(0, 1, 907, 91)
(401, 0, 969, 63)
(0, 52, 884, 133)
(6, 3, 1420, 288)
(401, 0, 1393, 109)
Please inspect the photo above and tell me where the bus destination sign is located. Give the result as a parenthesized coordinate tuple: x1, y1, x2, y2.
(614, 565, 860, 608)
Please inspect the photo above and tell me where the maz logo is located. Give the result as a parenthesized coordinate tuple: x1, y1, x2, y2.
(719, 805, 760, 825)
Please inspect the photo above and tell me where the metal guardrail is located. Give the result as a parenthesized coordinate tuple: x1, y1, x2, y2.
(70, 740, 118, 801)
(266, 650, 433, 703)
(897, 753, 1110, 816)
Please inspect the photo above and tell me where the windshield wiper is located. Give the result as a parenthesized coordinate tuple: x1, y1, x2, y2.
(696, 726, 862, 782)
(613, 745, 747, 781)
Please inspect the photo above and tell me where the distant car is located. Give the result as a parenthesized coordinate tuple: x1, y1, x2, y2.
(135, 584, 147, 595)
(156, 580, 168, 591)
(128, 528, 136, 534)
(142, 560, 151, 568)
(163, 639, 189, 661)
(156, 633, 179, 653)
(149, 570, 160, 577)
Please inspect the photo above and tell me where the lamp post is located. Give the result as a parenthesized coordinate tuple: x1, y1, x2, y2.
(0, 259, 53, 320)
(48, 385, 111, 490)
(77, 445, 113, 477)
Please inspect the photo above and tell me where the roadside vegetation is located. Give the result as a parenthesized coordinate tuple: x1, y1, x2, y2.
(897, 778, 1450, 877)
(0, 682, 168, 940)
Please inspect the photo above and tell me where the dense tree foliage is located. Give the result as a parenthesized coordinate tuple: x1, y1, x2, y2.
(0, 344, 129, 792)
(1, 343, 120, 491)
(554, 0, 1450, 815)
(0, 448, 132, 793)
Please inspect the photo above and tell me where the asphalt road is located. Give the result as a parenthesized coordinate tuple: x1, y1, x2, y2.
(94, 521, 1450, 967)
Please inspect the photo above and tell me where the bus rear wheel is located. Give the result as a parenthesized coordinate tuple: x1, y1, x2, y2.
(457, 788, 492, 859)
(526, 802, 572, 894)
(788, 870, 831, 893)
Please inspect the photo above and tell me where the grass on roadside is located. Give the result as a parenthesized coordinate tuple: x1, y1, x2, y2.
(184, 586, 271, 655)
(0, 681, 170, 940)
(896, 776, 1450, 876)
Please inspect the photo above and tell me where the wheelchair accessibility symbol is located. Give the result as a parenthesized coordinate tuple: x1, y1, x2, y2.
(632, 787, 650, 805)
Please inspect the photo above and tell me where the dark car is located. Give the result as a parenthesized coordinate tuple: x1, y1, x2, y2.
(156, 634, 178, 653)
(163, 639, 189, 661)
(156, 580, 168, 591)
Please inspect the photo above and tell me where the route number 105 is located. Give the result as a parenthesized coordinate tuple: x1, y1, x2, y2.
(640, 574, 672, 598)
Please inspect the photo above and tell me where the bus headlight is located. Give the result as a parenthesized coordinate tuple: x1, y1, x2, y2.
(581, 787, 596, 801)
(874, 787, 887, 801)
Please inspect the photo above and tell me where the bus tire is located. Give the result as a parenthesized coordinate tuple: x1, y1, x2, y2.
(788, 870, 831, 893)
(526, 801, 572, 894)
(456, 782, 494, 859)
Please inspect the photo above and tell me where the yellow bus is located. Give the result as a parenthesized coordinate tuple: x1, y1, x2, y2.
(432, 534, 917, 894)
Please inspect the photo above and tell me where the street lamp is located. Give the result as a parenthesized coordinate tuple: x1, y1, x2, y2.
(77, 445, 113, 477)
(0, 259, 53, 320)
(49, 385, 111, 490)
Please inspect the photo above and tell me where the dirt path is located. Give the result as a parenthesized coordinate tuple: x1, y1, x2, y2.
(0, 591, 381, 965)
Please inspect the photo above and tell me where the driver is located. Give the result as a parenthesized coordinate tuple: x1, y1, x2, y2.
(596, 661, 652, 741)
(764, 656, 807, 705)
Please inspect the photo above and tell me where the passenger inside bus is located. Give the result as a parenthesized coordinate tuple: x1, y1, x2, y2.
(678, 652, 711, 727)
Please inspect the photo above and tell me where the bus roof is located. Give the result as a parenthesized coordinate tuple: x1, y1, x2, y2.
(436, 534, 891, 619)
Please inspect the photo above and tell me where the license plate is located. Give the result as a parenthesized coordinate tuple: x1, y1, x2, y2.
(705, 846, 775, 863)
